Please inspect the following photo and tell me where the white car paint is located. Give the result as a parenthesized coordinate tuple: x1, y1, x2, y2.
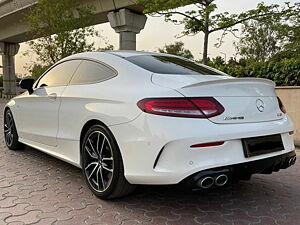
(17, 86, 65, 146)
(6, 51, 295, 185)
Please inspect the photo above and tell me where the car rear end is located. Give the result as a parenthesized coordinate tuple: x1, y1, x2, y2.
(109, 53, 296, 188)
(147, 77, 295, 187)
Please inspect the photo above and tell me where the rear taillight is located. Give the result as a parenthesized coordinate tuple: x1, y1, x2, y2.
(189, 98, 225, 118)
(137, 97, 224, 118)
(277, 97, 286, 113)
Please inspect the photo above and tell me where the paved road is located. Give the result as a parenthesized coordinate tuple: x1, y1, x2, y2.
(0, 101, 299, 225)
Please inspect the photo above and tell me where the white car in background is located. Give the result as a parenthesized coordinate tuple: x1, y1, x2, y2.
(4, 51, 296, 199)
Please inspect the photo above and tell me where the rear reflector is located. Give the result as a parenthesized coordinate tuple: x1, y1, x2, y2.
(190, 141, 225, 148)
(137, 97, 224, 118)
(277, 97, 286, 114)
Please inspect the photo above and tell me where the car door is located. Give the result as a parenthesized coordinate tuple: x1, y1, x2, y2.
(18, 60, 81, 147)
(57, 60, 118, 144)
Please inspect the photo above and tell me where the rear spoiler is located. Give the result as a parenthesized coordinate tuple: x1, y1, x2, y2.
(181, 78, 275, 89)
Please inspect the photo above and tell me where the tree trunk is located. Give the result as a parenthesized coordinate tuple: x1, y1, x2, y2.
(203, 32, 209, 65)
(202, 3, 210, 65)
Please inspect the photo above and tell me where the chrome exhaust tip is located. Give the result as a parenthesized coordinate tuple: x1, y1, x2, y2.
(288, 157, 294, 166)
(214, 174, 228, 187)
(197, 176, 214, 189)
(291, 156, 296, 165)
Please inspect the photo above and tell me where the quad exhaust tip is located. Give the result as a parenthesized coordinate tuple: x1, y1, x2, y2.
(196, 156, 296, 189)
(197, 174, 229, 189)
(288, 156, 297, 166)
(197, 176, 214, 189)
(292, 156, 296, 165)
(288, 158, 293, 166)
(214, 174, 228, 187)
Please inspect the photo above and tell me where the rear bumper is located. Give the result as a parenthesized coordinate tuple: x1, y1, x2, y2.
(110, 113, 295, 185)
(184, 150, 296, 187)
(228, 150, 296, 176)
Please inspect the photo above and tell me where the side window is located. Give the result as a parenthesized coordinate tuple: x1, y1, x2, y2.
(36, 60, 81, 88)
(70, 60, 116, 85)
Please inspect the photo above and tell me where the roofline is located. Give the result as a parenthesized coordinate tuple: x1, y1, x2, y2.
(106, 50, 176, 58)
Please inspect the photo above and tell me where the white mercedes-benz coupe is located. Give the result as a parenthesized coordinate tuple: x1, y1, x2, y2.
(4, 51, 296, 199)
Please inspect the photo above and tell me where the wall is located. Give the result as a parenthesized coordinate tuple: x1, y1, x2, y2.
(276, 86, 300, 146)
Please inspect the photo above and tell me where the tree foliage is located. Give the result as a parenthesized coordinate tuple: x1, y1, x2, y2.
(236, 2, 300, 63)
(26, 0, 99, 66)
(98, 44, 114, 51)
(209, 58, 300, 86)
(28, 64, 50, 81)
(158, 41, 194, 59)
(210, 56, 225, 67)
(236, 20, 280, 63)
(272, 2, 300, 61)
(139, 0, 295, 64)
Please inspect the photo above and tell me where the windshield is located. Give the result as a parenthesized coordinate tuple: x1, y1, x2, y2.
(125, 55, 224, 75)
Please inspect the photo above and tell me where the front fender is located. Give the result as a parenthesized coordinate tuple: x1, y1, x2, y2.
(5, 99, 23, 134)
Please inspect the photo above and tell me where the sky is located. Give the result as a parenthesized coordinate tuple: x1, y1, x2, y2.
(9, 0, 297, 76)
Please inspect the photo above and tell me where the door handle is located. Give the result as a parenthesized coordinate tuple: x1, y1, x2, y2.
(48, 93, 57, 100)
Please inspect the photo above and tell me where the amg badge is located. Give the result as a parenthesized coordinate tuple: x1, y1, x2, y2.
(224, 116, 245, 121)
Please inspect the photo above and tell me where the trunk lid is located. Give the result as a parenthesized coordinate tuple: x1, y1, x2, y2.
(151, 74, 284, 124)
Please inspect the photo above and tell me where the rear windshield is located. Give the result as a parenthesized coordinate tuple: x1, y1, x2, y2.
(125, 55, 223, 75)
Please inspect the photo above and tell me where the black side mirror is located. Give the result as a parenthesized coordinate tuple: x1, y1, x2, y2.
(20, 79, 34, 94)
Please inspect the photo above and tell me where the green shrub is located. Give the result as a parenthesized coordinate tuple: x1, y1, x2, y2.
(213, 58, 300, 86)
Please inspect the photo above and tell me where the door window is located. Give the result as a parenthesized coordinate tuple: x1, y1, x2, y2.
(36, 60, 81, 88)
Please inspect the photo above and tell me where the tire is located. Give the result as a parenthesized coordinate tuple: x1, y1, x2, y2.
(81, 124, 136, 199)
(4, 109, 25, 150)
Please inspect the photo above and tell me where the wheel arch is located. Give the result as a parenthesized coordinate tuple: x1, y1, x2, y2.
(4, 100, 22, 136)
(79, 118, 136, 198)
(4, 100, 18, 125)
(79, 119, 122, 168)
(4, 106, 10, 115)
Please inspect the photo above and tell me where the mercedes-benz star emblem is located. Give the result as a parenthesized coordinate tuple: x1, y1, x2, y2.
(256, 99, 265, 112)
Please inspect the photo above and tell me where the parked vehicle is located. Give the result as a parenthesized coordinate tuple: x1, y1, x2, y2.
(4, 51, 296, 199)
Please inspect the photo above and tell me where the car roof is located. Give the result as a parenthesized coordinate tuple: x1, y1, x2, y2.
(106, 50, 168, 58)
(60, 51, 174, 63)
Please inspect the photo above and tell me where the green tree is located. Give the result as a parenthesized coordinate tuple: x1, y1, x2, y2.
(139, 0, 294, 64)
(98, 44, 114, 51)
(236, 2, 300, 63)
(28, 64, 50, 81)
(158, 41, 194, 59)
(209, 56, 225, 67)
(236, 20, 280, 63)
(26, 0, 99, 66)
(227, 57, 239, 66)
(272, 3, 300, 60)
